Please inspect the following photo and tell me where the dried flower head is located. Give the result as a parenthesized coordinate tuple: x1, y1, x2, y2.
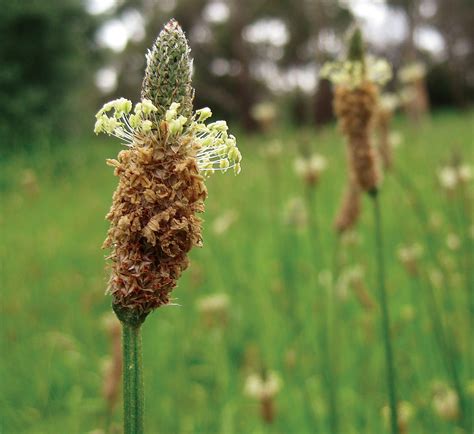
(432, 384, 459, 421)
(334, 178, 362, 233)
(322, 28, 389, 193)
(95, 20, 241, 323)
(294, 153, 327, 186)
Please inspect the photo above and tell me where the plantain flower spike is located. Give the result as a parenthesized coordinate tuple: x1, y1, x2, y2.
(141, 19, 194, 122)
(94, 20, 241, 325)
(321, 27, 392, 194)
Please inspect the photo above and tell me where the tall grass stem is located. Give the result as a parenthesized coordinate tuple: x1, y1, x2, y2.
(371, 192, 399, 434)
(306, 187, 339, 434)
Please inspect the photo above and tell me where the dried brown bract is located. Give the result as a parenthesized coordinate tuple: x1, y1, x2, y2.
(103, 131, 207, 317)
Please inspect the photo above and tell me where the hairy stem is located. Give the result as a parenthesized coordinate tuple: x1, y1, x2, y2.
(122, 322, 144, 434)
(371, 192, 399, 434)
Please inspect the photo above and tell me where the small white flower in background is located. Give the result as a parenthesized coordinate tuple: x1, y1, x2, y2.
(432, 385, 459, 421)
(283, 197, 308, 229)
(244, 371, 282, 400)
(438, 163, 472, 191)
(438, 166, 458, 191)
(458, 163, 473, 183)
(212, 210, 238, 235)
(429, 212, 443, 230)
(399, 86, 417, 105)
(340, 230, 362, 246)
(428, 268, 444, 289)
(260, 140, 283, 159)
(382, 401, 414, 432)
(399, 61, 426, 83)
(196, 293, 230, 314)
(379, 93, 399, 112)
(294, 153, 327, 185)
(196, 293, 230, 327)
(389, 131, 403, 148)
(446, 233, 461, 251)
(321, 55, 392, 89)
(251, 102, 277, 124)
(397, 243, 424, 276)
(397, 243, 424, 263)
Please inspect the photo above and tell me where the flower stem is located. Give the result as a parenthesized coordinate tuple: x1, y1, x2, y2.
(371, 191, 399, 434)
(122, 321, 144, 434)
(306, 186, 339, 434)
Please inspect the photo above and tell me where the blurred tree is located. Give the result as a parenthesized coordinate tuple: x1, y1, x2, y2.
(0, 0, 100, 150)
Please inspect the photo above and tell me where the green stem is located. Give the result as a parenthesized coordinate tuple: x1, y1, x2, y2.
(371, 192, 399, 434)
(122, 321, 144, 434)
(306, 186, 339, 434)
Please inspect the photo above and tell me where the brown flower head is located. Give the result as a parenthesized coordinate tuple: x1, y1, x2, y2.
(321, 27, 392, 195)
(94, 21, 241, 324)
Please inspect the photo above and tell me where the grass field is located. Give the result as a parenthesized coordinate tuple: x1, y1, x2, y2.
(1, 110, 473, 433)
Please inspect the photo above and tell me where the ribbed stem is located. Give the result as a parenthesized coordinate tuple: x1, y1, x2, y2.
(122, 322, 144, 434)
(371, 192, 399, 434)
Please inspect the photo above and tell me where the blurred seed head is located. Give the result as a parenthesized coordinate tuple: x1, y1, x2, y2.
(431, 383, 459, 422)
(397, 243, 424, 276)
(389, 131, 403, 149)
(446, 233, 461, 251)
(251, 102, 277, 132)
(283, 197, 308, 229)
(196, 293, 230, 328)
(245, 370, 282, 400)
(334, 180, 362, 234)
(381, 401, 415, 434)
(20, 169, 40, 197)
(294, 153, 327, 186)
(260, 140, 283, 160)
(399, 62, 426, 83)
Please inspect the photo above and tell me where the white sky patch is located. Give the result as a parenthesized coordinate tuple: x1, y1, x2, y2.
(159, 0, 177, 13)
(349, 1, 407, 47)
(191, 23, 213, 44)
(210, 58, 240, 76)
(415, 26, 445, 54)
(243, 18, 289, 47)
(419, 0, 437, 18)
(203, 1, 230, 24)
(121, 9, 146, 43)
(96, 9, 146, 52)
(252, 61, 316, 94)
(97, 19, 129, 52)
(95, 67, 118, 93)
(86, 0, 116, 15)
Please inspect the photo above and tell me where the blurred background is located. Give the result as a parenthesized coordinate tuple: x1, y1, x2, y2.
(1, 0, 473, 149)
(1, 1, 473, 433)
